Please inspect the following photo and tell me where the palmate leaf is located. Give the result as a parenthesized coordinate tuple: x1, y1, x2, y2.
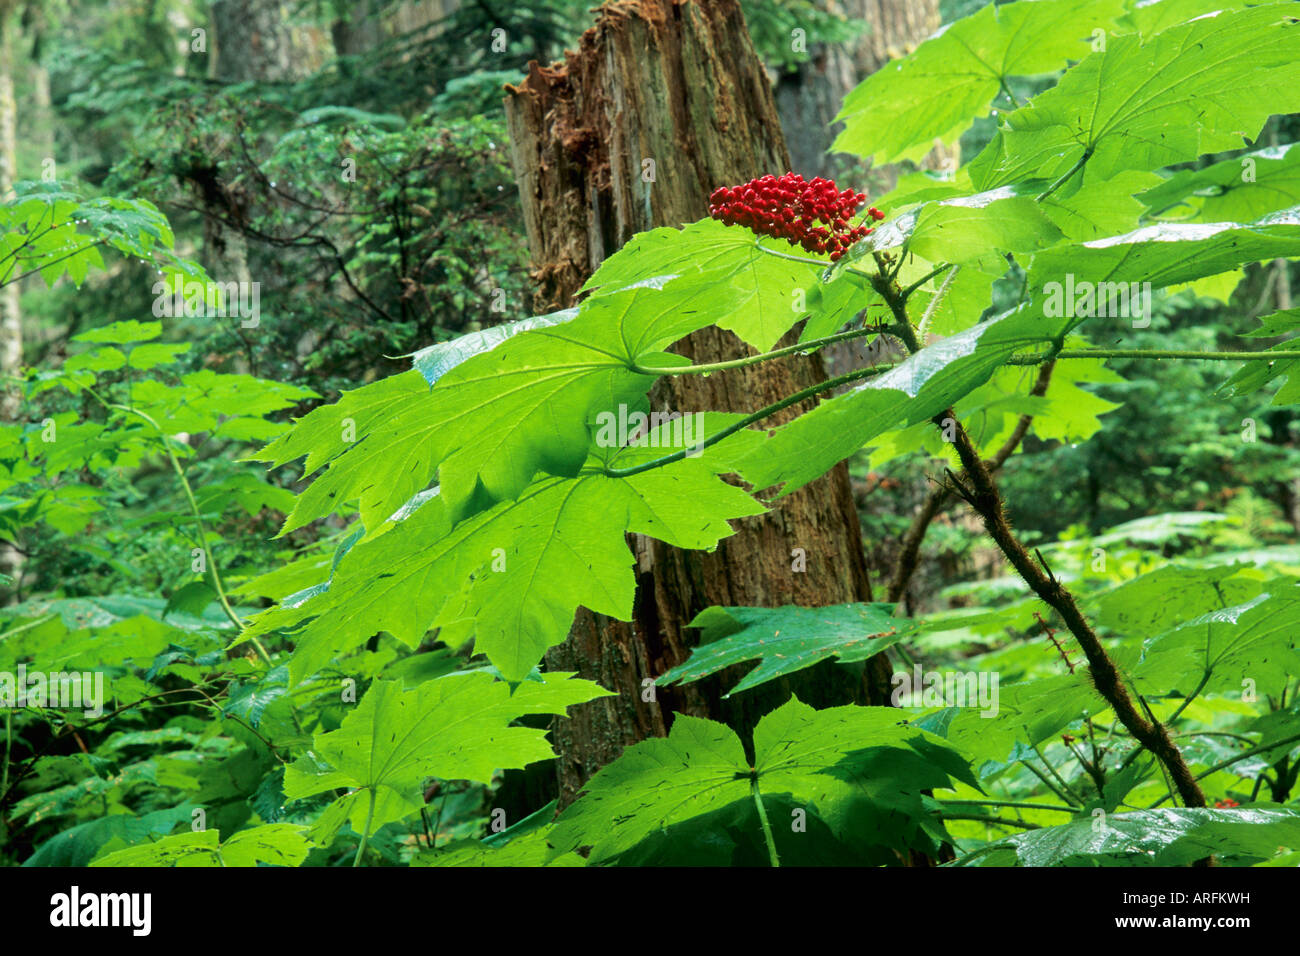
(919, 673, 1106, 766)
(1134, 581, 1300, 697)
(582, 218, 833, 351)
(1095, 563, 1261, 638)
(414, 829, 584, 867)
(832, 0, 1127, 165)
(658, 603, 917, 697)
(969, 6, 1300, 192)
(953, 807, 1300, 866)
(548, 697, 970, 864)
(409, 307, 579, 386)
(89, 824, 311, 867)
(242, 447, 764, 683)
(1141, 142, 1300, 225)
(254, 275, 728, 533)
(283, 673, 609, 834)
(1, 183, 208, 290)
(23, 805, 196, 867)
(857, 187, 1064, 263)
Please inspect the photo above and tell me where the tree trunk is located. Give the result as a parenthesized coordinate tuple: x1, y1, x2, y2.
(0, 4, 20, 420)
(774, 0, 942, 182)
(0, 4, 21, 603)
(505, 0, 890, 809)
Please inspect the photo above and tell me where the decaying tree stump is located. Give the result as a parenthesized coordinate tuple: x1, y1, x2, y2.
(505, 0, 891, 807)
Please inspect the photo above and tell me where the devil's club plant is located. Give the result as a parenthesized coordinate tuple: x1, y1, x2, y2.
(4, 0, 1300, 869)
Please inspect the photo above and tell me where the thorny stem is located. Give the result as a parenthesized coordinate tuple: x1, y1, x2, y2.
(886, 359, 1054, 603)
(872, 271, 1208, 812)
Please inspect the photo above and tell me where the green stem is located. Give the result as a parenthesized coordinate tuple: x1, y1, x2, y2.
(84, 388, 270, 664)
(1166, 672, 1212, 726)
(901, 262, 955, 300)
(937, 799, 1077, 813)
(1009, 348, 1287, 364)
(1147, 730, 1300, 809)
(352, 788, 377, 867)
(1030, 740, 1085, 805)
(1020, 759, 1083, 807)
(751, 780, 780, 867)
(942, 813, 1040, 830)
(998, 77, 1022, 109)
(2, 712, 11, 796)
(601, 360, 897, 478)
(1037, 147, 1093, 202)
(0, 614, 56, 643)
(629, 325, 879, 376)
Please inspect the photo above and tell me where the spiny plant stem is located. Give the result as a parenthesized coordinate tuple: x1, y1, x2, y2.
(872, 269, 1207, 811)
(901, 262, 955, 300)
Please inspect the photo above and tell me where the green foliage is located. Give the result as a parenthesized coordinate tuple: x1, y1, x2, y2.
(658, 603, 916, 696)
(8, 0, 1300, 870)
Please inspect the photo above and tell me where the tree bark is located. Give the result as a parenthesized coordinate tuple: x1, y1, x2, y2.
(505, 0, 890, 809)
(0, 3, 20, 420)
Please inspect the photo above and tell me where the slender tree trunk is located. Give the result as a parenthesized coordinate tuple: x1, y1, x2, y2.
(774, 0, 941, 181)
(0, 4, 20, 420)
(505, 0, 890, 808)
(0, 4, 22, 604)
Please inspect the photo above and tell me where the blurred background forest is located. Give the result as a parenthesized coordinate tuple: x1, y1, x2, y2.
(3, 0, 1297, 628)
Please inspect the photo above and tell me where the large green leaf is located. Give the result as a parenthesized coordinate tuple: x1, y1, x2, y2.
(583, 218, 830, 351)
(969, 6, 1300, 191)
(89, 824, 311, 867)
(548, 697, 969, 864)
(728, 307, 1047, 496)
(23, 805, 195, 867)
(255, 275, 726, 532)
(1095, 563, 1260, 638)
(283, 673, 609, 833)
(658, 603, 917, 697)
(1134, 581, 1300, 696)
(833, 0, 1127, 164)
(1141, 142, 1300, 224)
(954, 807, 1300, 866)
(1224, 307, 1300, 405)
(243, 443, 764, 683)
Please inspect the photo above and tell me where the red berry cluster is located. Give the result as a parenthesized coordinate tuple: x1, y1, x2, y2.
(708, 173, 884, 261)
